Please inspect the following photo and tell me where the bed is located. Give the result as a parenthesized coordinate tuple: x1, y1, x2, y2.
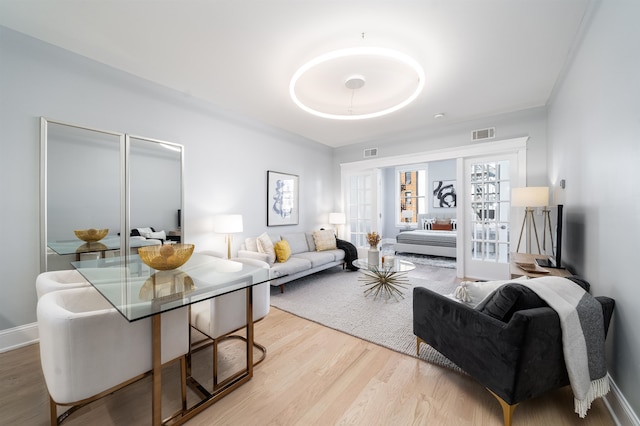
(394, 217, 457, 258)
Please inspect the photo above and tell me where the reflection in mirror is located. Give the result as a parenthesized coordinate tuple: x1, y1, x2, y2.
(129, 136, 183, 244)
(43, 119, 123, 271)
(41, 118, 185, 272)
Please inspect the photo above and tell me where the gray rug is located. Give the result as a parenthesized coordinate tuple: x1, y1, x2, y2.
(270, 265, 464, 373)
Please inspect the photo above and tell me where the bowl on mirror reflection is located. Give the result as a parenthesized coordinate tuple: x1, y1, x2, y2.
(74, 228, 109, 242)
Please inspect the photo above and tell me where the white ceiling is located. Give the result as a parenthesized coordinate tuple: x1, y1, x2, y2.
(0, 0, 591, 147)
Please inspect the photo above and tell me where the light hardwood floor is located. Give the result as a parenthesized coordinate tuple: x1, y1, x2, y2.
(0, 307, 614, 426)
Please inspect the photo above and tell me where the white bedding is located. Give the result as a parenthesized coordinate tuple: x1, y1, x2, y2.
(395, 229, 457, 258)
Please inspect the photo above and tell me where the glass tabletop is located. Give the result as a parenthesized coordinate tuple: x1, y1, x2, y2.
(352, 258, 416, 272)
(71, 253, 271, 322)
(48, 236, 159, 255)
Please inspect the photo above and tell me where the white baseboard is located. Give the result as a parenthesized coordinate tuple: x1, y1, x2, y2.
(0, 322, 39, 353)
(605, 373, 640, 426)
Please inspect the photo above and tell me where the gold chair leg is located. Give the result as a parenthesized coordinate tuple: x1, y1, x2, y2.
(180, 355, 187, 412)
(49, 396, 57, 426)
(416, 336, 425, 356)
(487, 389, 518, 426)
(213, 338, 219, 389)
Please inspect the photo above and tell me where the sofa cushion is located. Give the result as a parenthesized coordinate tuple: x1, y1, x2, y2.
(282, 232, 309, 255)
(292, 251, 336, 268)
(270, 257, 311, 278)
(257, 232, 277, 264)
(476, 284, 546, 322)
(322, 249, 345, 262)
(312, 229, 337, 251)
(245, 237, 259, 252)
(274, 240, 292, 263)
(476, 277, 590, 322)
(305, 233, 317, 252)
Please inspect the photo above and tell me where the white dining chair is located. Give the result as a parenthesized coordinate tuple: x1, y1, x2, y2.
(37, 287, 189, 425)
(190, 255, 270, 389)
(35, 269, 90, 299)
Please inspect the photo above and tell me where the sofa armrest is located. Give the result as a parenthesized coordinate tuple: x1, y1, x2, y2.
(237, 250, 270, 264)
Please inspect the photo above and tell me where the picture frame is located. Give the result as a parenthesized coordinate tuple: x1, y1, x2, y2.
(433, 180, 457, 208)
(267, 170, 299, 226)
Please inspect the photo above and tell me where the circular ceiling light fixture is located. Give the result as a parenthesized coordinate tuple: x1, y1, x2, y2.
(289, 47, 425, 120)
(345, 74, 366, 90)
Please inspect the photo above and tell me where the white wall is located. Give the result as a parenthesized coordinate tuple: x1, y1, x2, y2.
(0, 27, 335, 330)
(547, 0, 640, 419)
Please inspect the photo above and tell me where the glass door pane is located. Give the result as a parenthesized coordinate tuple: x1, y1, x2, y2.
(465, 156, 516, 279)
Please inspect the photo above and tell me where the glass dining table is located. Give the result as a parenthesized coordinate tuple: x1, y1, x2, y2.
(71, 252, 272, 425)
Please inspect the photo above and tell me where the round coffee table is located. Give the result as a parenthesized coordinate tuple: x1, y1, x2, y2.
(352, 258, 415, 301)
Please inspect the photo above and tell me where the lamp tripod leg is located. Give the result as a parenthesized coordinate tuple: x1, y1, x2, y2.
(516, 214, 527, 252)
(530, 210, 542, 254)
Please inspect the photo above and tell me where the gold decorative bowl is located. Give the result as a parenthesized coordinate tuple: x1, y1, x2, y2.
(74, 228, 109, 242)
(138, 243, 195, 271)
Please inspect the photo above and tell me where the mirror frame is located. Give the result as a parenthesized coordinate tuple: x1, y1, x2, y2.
(40, 117, 184, 272)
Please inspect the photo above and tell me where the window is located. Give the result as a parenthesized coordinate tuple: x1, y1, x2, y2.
(397, 166, 427, 224)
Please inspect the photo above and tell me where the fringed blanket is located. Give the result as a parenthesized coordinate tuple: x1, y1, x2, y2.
(521, 276, 610, 417)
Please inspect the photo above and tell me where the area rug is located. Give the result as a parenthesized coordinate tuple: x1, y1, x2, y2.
(270, 266, 465, 373)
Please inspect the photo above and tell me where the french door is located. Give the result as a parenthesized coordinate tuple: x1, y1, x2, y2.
(345, 170, 380, 247)
(463, 154, 520, 280)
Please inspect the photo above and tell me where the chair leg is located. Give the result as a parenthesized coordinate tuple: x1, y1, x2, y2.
(180, 355, 187, 412)
(49, 396, 57, 426)
(487, 389, 518, 426)
(213, 338, 219, 390)
(416, 336, 425, 356)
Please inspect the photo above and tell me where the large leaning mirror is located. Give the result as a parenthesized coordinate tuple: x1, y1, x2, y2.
(40, 118, 184, 272)
(128, 135, 183, 245)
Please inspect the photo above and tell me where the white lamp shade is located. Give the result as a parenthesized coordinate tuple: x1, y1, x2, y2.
(511, 187, 549, 207)
(402, 210, 413, 219)
(213, 214, 243, 233)
(329, 212, 346, 225)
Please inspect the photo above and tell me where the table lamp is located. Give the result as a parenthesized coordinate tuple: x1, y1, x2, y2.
(329, 212, 346, 239)
(511, 187, 549, 253)
(213, 214, 243, 259)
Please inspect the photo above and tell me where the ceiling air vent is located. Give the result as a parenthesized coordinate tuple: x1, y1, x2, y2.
(364, 148, 378, 158)
(472, 127, 495, 141)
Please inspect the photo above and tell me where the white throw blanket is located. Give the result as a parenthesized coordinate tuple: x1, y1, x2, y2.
(520, 276, 610, 417)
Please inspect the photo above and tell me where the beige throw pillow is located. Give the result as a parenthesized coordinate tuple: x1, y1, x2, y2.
(312, 229, 337, 251)
(256, 232, 276, 264)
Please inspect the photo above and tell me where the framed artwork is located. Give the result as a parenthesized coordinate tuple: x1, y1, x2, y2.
(267, 170, 299, 226)
(433, 180, 457, 208)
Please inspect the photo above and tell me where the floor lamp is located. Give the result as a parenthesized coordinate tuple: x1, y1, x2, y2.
(329, 212, 346, 239)
(511, 187, 549, 254)
(213, 214, 243, 259)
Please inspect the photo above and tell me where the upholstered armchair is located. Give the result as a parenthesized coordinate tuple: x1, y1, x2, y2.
(37, 287, 189, 425)
(35, 270, 90, 299)
(413, 280, 615, 426)
(189, 256, 271, 390)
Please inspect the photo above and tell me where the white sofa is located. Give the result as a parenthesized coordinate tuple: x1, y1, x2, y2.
(237, 231, 345, 292)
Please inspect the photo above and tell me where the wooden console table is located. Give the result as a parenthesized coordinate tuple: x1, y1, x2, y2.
(510, 252, 572, 279)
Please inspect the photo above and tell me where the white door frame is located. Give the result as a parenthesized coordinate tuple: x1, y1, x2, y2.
(340, 137, 528, 278)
